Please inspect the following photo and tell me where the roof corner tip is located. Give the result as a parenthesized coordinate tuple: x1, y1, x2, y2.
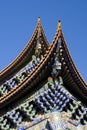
(38, 17, 41, 23)
(58, 20, 62, 31)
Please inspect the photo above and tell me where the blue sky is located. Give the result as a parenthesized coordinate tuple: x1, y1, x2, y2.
(0, 0, 87, 82)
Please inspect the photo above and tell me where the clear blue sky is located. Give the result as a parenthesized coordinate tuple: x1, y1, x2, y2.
(0, 0, 87, 82)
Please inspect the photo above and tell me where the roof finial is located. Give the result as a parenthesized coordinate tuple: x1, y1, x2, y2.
(58, 20, 61, 31)
(38, 17, 40, 23)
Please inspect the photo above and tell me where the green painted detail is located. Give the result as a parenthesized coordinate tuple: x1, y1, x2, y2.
(0, 85, 8, 96)
(0, 117, 11, 130)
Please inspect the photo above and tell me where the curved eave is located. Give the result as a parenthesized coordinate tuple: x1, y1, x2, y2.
(0, 20, 49, 83)
(59, 35, 87, 104)
(0, 27, 61, 109)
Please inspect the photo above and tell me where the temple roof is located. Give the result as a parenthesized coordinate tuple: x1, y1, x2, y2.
(0, 19, 87, 109)
(1, 19, 87, 130)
